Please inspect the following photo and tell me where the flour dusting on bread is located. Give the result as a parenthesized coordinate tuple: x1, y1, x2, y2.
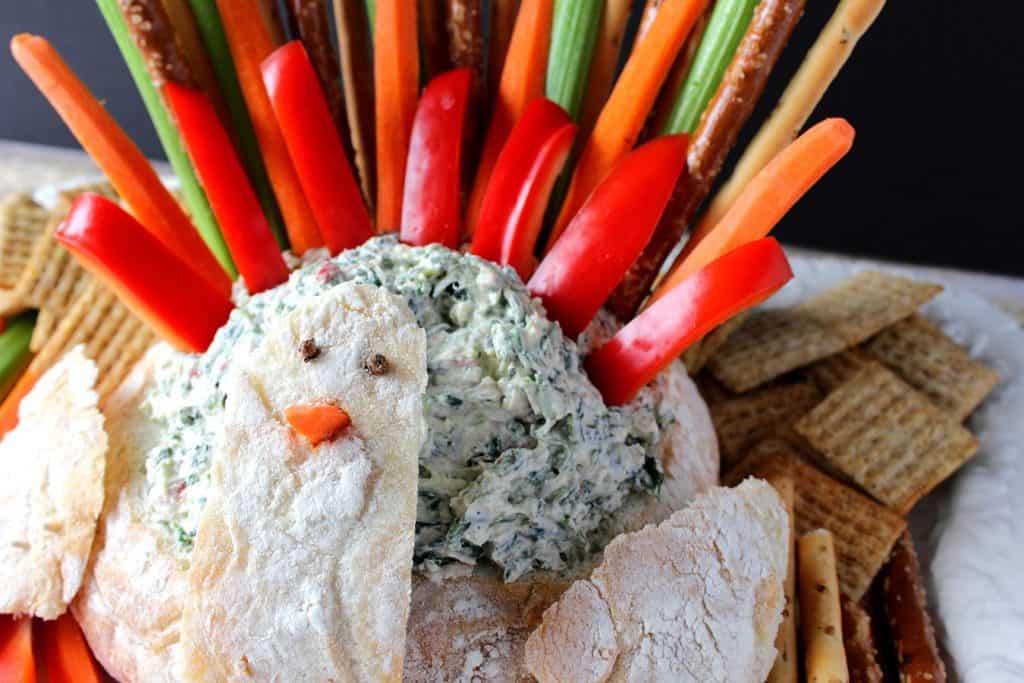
(180, 284, 427, 682)
(0, 346, 106, 619)
(526, 479, 789, 683)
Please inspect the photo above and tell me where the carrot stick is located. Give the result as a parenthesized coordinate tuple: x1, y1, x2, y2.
(186, 0, 288, 249)
(216, 0, 324, 254)
(0, 367, 38, 437)
(548, 0, 710, 246)
(465, 0, 554, 235)
(650, 118, 854, 304)
(578, 0, 634, 139)
(374, 0, 420, 232)
(10, 34, 232, 296)
(487, 0, 521, 106)
(697, 0, 887, 233)
(40, 614, 102, 683)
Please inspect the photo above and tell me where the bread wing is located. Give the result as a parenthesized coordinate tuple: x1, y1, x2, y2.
(0, 346, 106, 619)
(526, 479, 789, 683)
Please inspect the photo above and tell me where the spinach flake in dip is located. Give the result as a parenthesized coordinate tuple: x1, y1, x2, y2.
(142, 236, 671, 580)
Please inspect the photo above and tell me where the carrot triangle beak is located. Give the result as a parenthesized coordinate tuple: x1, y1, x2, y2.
(284, 404, 351, 447)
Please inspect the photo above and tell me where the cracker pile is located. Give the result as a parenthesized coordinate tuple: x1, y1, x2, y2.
(0, 187, 156, 406)
(707, 270, 992, 682)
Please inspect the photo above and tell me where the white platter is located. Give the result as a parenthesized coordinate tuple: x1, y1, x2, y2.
(780, 254, 1024, 683)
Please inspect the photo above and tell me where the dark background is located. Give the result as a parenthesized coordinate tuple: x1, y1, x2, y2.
(2, 2, 1021, 276)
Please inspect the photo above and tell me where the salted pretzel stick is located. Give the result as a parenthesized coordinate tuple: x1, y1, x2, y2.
(696, 0, 886, 233)
(882, 533, 947, 683)
(285, 0, 353, 161)
(766, 473, 798, 683)
(333, 0, 377, 209)
(419, 0, 452, 81)
(608, 0, 805, 320)
(446, 0, 486, 99)
(799, 529, 850, 683)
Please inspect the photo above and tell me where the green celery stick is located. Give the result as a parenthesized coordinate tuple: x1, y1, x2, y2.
(365, 0, 376, 32)
(0, 313, 36, 402)
(546, 0, 602, 121)
(186, 0, 289, 250)
(95, 0, 238, 277)
(662, 0, 759, 134)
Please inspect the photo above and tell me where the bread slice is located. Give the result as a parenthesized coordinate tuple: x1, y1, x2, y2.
(0, 347, 106, 619)
(180, 284, 427, 682)
(525, 479, 789, 682)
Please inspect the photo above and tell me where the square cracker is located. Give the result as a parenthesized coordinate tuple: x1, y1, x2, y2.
(708, 272, 943, 393)
(0, 193, 50, 289)
(865, 315, 998, 421)
(681, 312, 752, 375)
(726, 439, 905, 601)
(710, 381, 822, 470)
(708, 308, 847, 393)
(803, 348, 876, 394)
(799, 271, 943, 345)
(794, 363, 978, 514)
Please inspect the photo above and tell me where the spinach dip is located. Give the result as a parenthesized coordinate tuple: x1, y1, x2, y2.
(142, 236, 672, 580)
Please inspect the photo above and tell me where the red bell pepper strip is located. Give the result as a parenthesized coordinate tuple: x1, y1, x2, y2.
(11, 34, 231, 296)
(0, 615, 35, 683)
(527, 134, 689, 339)
(56, 194, 235, 354)
(164, 82, 289, 294)
(469, 98, 576, 280)
(586, 237, 792, 406)
(262, 42, 373, 254)
(40, 614, 102, 683)
(400, 69, 473, 250)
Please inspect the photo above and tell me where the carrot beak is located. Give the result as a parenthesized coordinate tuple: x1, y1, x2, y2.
(284, 404, 351, 447)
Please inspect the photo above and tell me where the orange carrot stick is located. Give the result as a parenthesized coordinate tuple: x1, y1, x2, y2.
(0, 368, 38, 437)
(578, 0, 634, 140)
(374, 0, 420, 232)
(285, 404, 352, 447)
(10, 34, 231, 295)
(548, 0, 710, 246)
(650, 118, 854, 305)
(216, 0, 324, 254)
(465, 0, 554, 235)
(40, 614, 102, 683)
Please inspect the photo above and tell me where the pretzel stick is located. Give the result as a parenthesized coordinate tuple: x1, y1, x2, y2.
(882, 532, 947, 683)
(608, 0, 805, 320)
(799, 529, 849, 683)
(766, 473, 798, 683)
(333, 0, 377, 210)
(840, 596, 884, 683)
(446, 0, 487, 177)
(487, 0, 521, 108)
(696, 0, 886, 233)
(285, 0, 353, 162)
(419, 0, 451, 81)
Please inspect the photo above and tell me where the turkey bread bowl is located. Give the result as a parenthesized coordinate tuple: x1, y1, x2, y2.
(71, 237, 719, 682)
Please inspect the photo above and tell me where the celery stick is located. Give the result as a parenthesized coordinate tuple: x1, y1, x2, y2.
(366, 0, 376, 33)
(662, 0, 759, 134)
(546, 0, 602, 121)
(0, 313, 35, 402)
(186, 0, 289, 250)
(95, 0, 238, 277)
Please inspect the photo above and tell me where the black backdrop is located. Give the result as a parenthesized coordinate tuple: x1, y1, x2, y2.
(2, 2, 1022, 276)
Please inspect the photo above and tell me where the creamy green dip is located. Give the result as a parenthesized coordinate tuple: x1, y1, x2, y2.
(142, 236, 671, 580)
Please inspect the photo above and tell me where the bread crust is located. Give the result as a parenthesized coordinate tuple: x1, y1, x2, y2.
(74, 346, 718, 682)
